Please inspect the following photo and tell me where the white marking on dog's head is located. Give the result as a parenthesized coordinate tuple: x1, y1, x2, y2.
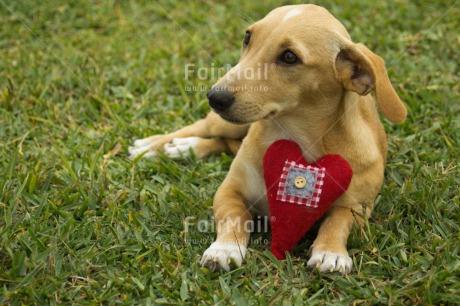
(282, 8, 302, 22)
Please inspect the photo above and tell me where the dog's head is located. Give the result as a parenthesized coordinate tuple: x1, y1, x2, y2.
(207, 4, 406, 124)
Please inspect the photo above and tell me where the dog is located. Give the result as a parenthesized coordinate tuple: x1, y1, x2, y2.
(129, 4, 407, 274)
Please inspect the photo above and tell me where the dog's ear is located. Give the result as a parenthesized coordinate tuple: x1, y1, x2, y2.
(334, 43, 407, 123)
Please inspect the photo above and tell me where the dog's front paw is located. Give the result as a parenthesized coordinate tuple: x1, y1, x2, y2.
(128, 135, 171, 159)
(163, 137, 200, 158)
(200, 242, 247, 272)
(307, 251, 352, 274)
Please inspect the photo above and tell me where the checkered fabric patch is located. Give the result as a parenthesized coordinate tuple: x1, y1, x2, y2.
(276, 160, 326, 208)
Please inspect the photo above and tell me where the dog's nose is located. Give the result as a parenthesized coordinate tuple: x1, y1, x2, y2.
(207, 88, 235, 112)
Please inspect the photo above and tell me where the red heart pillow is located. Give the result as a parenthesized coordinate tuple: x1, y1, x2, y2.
(263, 139, 353, 260)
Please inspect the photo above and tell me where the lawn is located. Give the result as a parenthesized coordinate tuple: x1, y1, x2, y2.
(0, 0, 459, 304)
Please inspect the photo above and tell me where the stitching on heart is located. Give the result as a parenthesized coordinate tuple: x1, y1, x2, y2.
(276, 160, 325, 207)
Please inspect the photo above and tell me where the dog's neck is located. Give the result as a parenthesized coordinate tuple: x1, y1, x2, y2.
(257, 111, 332, 162)
(257, 90, 361, 162)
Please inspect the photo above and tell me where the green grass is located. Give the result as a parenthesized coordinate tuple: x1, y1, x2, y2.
(0, 0, 459, 304)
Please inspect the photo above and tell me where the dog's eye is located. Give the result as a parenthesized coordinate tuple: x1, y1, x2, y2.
(279, 51, 299, 65)
(243, 31, 251, 47)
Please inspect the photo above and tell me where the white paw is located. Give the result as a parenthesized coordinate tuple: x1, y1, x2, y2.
(200, 242, 247, 272)
(163, 137, 200, 159)
(307, 251, 352, 274)
(128, 145, 157, 159)
(129, 135, 169, 159)
(133, 137, 157, 148)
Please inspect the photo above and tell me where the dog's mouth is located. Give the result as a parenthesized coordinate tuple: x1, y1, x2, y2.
(215, 112, 248, 125)
(215, 108, 279, 124)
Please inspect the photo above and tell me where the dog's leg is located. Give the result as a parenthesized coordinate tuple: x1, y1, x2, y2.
(200, 179, 252, 271)
(129, 111, 248, 159)
(222, 138, 242, 156)
(307, 206, 356, 274)
(162, 137, 242, 159)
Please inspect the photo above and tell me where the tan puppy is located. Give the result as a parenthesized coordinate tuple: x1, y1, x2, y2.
(129, 4, 406, 274)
